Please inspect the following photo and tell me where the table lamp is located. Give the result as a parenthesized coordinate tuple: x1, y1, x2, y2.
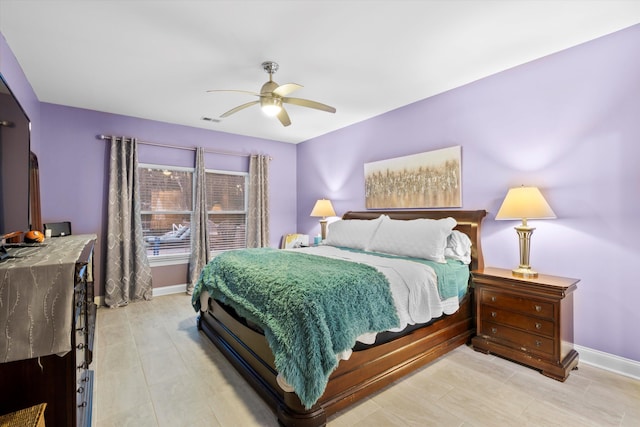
(310, 199, 336, 240)
(495, 186, 556, 278)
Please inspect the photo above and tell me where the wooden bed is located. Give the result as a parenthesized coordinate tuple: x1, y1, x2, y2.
(197, 209, 486, 426)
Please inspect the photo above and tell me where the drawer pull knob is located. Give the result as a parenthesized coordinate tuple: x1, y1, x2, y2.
(78, 401, 87, 408)
(535, 340, 542, 347)
(491, 311, 497, 318)
(77, 343, 85, 350)
(535, 323, 542, 329)
(77, 386, 85, 394)
(491, 296, 497, 302)
(534, 305, 542, 312)
(491, 327, 498, 334)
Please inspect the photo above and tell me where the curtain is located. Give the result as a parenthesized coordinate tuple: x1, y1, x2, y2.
(247, 154, 270, 248)
(187, 147, 210, 294)
(29, 152, 42, 232)
(105, 137, 153, 307)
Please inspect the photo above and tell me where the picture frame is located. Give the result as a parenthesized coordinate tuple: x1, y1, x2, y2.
(364, 146, 461, 209)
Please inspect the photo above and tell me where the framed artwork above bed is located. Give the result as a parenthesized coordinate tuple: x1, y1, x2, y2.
(364, 145, 461, 208)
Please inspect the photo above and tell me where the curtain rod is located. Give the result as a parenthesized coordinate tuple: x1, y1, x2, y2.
(97, 134, 271, 159)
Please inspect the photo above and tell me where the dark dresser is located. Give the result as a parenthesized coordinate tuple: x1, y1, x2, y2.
(0, 235, 97, 427)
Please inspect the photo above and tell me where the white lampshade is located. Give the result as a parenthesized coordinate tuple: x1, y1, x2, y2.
(495, 186, 556, 221)
(310, 199, 336, 218)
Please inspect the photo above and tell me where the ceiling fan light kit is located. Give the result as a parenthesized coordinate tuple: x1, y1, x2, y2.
(260, 97, 282, 116)
(208, 61, 336, 127)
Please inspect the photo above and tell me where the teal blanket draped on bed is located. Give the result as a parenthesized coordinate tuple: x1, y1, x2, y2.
(191, 248, 399, 408)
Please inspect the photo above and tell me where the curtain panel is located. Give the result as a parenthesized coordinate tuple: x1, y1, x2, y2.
(105, 137, 153, 307)
(187, 147, 210, 294)
(29, 152, 42, 232)
(247, 154, 270, 248)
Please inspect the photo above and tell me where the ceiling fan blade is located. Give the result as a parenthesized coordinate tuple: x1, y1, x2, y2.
(282, 97, 336, 113)
(277, 107, 291, 127)
(220, 100, 259, 118)
(272, 83, 303, 97)
(207, 89, 261, 97)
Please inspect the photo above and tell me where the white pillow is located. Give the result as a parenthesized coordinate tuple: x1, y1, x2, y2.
(367, 217, 457, 263)
(445, 230, 472, 264)
(326, 215, 386, 250)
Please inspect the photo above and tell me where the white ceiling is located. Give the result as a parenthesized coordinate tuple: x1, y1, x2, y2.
(1, 1, 639, 144)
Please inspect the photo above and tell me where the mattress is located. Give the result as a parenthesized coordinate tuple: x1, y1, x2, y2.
(291, 245, 469, 342)
(200, 245, 470, 347)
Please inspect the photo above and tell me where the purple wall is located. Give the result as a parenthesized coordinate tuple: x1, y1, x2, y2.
(36, 104, 297, 296)
(297, 24, 640, 362)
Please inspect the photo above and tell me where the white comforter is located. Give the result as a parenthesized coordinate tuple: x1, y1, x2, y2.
(291, 245, 459, 345)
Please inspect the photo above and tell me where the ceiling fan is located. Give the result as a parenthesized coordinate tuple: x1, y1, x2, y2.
(207, 61, 336, 127)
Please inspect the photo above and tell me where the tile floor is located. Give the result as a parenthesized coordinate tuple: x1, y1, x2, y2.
(93, 293, 640, 427)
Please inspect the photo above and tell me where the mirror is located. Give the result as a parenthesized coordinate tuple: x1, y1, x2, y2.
(0, 74, 31, 236)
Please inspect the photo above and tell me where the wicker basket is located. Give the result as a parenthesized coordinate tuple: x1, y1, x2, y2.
(0, 403, 46, 427)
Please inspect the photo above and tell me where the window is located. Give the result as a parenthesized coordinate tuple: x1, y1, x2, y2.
(138, 164, 248, 262)
(206, 170, 248, 254)
(139, 165, 193, 261)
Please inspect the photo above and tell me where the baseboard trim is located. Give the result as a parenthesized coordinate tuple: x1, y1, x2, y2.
(152, 283, 188, 297)
(94, 284, 188, 306)
(575, 344, 640, 380)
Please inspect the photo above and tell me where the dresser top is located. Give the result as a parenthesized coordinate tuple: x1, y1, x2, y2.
(1, 234, 96, 269)
(0, 234, 96, 363)
(473, 267, 580, 291)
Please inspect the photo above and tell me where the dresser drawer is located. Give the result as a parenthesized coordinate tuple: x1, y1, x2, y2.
(480, 321, 554, 357)
(480, 307, 555, 337)
(481, 289, 554, 319)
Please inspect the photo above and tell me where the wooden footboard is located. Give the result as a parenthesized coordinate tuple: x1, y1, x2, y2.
(199, 294, 474, 427)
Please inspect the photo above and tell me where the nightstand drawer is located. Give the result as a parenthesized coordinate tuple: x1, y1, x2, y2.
(481, 290, 554, 319)
(481, 321, 554, 356)
(481, 307, 554, 338)
(480, 307, 555, 337)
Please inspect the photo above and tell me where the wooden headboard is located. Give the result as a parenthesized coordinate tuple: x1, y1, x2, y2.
(341, 210, 487, 272)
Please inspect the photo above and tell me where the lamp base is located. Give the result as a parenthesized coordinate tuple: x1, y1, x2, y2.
(319, 219, 328, 241)
(512, 267, 538, 279)
(513, 223, 538, 279)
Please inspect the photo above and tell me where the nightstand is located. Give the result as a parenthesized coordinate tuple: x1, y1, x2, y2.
(471, 267, 580, 381)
